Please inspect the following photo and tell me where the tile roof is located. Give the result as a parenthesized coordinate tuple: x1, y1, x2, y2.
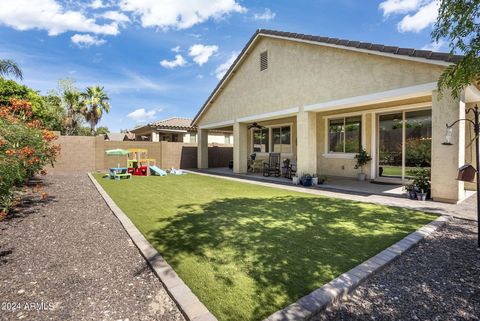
(192, 29, 463, 125)
(260, 29, 463, 63)
(150, 117, 195, 130)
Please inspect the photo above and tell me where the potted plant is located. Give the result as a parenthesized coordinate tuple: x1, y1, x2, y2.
(301, 173, 313, 187)
(354, 148, 372, 181)
(292, 175, 299, 185)
(404, 183, 418, 200)
(312, 174, 318, 186)
(410, 168, 431, 201)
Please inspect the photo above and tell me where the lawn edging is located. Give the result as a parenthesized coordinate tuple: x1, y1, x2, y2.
(87, 173, 217, 321)
(264, 214, 451, 321)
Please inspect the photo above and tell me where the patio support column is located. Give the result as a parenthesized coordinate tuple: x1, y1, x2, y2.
(233, 122, 248, 173)
(296, 109, 317, 175)
(431, 90, 466, 203)
(197, 128, 208, 169)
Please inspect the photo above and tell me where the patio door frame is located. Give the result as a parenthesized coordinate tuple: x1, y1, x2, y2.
(370, 103, 432, 183)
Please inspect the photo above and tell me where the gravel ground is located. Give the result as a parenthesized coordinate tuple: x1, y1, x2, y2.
(0, 173, 185, 321)
(313, 217, 480, 321)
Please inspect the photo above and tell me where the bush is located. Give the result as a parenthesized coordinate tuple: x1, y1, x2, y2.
(0, 98, 60, 213)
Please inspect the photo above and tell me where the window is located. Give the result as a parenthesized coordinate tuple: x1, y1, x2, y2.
(224, 135, 231, 144)
(190, 133, 197, 143)
(253, 128, 269, 153)
(260, 51, 268, 71)
(328, 116, 361, 153)
(272, 126, 292, 153)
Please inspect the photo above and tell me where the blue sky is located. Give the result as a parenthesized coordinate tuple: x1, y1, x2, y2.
(0, 0, 444, 132)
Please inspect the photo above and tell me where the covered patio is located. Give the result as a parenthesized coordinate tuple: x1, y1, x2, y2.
(198, 167, 406, 198)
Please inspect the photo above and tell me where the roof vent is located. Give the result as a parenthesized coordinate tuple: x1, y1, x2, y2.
(260, 51, 268, 71)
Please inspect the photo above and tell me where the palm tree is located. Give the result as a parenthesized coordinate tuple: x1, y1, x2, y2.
(0, 59, 23, 80)
(80, 86, 110, 135)
(63, 90, 84, 135)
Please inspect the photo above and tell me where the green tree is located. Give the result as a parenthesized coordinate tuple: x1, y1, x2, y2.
(96, 126, 110, 135)
(432, 0, 480, 98)
(0, 59, 23, 80)
(80, 86, 110, 135)
(0, 78, 65, 131)
(40, 93, 66, 132)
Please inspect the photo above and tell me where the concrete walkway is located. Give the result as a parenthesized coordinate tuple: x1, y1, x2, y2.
(189, 170, 477, 221)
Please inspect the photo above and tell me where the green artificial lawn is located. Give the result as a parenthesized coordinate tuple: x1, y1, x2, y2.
(380, 166, 424, 177)
(93, 173, 437, 321)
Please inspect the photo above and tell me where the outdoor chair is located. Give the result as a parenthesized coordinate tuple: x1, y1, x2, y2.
(285, 160, 297, 179)
(263, 153, 281, 177)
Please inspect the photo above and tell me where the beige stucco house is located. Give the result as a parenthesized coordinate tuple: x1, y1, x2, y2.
(130, 117, 233, 144)
(192, 29, 480, 204)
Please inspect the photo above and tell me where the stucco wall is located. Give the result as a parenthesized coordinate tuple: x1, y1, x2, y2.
(197, 37, 444, 125)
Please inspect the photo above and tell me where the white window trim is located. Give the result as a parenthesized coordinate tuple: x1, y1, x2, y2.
(324, 114, 363, 158)
(250, 122, 294, 155)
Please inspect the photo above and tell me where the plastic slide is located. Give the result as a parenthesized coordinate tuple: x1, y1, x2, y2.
(149, 166, 167, 176)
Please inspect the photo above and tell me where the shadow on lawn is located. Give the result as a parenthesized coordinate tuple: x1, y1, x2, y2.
(149, 196, 434, 320)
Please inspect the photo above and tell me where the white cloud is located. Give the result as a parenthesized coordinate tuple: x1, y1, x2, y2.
(172, 45, 181, 53)
(71, 34, 106, 47)
(253, 8, 276, 21)
(379, 0, 439, 33)
(0, 0, 120, 36)
(127, 108, 157, 122)
(379, 0, 423, 17)
(89, 0, 105, 9)
(188, 44, 218, 66)
(422, 39, 446, 51)
(215, 52, 237, 79)
(397, 0, 439, 33)
(100, 11, 130, 24)
(119, 0, 246, 30)
(160, 54, 187, 69)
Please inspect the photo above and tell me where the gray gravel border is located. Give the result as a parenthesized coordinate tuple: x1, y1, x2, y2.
(88, 173, 217, 321)
(264, 215, 450, 321)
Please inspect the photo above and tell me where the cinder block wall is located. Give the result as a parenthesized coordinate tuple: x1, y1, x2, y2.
(48, 135, 233, 172)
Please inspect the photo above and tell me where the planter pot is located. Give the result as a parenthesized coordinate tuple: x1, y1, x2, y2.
(292, 176, 299, 185)
(408, 190, 417, 200)
(357, 173, 367, 181)
(312, 177, 318, 186)
(417, 192, 427, 201)
(303, 178, 313, 187)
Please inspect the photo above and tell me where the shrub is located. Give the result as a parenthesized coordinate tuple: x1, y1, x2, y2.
(0, 98, 60, 213)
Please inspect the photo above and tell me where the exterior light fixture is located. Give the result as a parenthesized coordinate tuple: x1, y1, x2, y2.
(442, 125, 453, 145)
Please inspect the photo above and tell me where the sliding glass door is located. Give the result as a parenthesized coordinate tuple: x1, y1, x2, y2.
(377, 109, 431, 181)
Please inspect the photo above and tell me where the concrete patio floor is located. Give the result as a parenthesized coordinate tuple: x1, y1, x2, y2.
(192, 167, 477, 221)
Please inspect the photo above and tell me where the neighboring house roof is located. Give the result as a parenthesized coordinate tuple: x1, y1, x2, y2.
(150, 117, 195, 131)
(192, 29, 463, 125)
(105, 132, 129, 141)
(131, 117, 196, 134)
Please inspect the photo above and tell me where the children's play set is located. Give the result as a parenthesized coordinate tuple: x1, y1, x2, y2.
(105, 148, 183, 180)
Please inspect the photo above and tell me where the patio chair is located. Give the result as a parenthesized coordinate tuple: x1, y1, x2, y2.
(285, 160, 297, 179)
(263, 153, 281, 177)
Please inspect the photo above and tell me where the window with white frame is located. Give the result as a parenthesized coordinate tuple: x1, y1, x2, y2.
(253, 128, 269, 153)
(252, 125, 292, 154)
(328, 116, 361, 153)
(272, 126, 292, 153)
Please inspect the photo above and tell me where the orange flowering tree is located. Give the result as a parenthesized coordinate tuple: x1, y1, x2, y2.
(0, 98, 60, 214)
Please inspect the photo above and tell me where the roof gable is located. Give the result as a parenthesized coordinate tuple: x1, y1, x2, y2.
(192, 29, 462, 125)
